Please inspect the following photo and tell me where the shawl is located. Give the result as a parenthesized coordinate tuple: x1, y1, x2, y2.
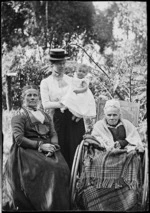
(91, 118, 143, 152)
(75, 136, 143, 211)
(78, 149, 142, 190)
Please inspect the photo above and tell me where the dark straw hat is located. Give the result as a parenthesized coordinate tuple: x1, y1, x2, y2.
(49, 48, 69, 61)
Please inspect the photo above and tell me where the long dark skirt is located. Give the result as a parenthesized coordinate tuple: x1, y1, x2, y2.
(53, 109, 85, 169)
(3, 143, 70, 211)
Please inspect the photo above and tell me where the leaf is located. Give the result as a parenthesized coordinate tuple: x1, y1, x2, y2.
(134, 75, 145, 81)
(113, 73, 120, 92)
(138, 91, 146, 100)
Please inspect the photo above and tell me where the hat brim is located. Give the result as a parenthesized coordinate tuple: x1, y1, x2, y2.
(49, 56, 70, 61)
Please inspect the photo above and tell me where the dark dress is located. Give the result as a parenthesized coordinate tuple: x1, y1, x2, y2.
(2, 108, 70, 211)
(107, 120, 129, 148)
(53, 109, 85, 169)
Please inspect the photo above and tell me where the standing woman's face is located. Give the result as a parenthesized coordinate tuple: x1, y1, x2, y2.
(52, 61, 66, 77)
(104, 107, 120, 126)
(23, 89, 39, 108)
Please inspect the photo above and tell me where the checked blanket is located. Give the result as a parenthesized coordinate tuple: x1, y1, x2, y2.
(75, 148, 142, 211)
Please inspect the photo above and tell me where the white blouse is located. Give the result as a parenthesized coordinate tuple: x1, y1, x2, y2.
(40, 74, 72, 107)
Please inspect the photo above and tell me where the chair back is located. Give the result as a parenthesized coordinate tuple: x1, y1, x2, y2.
(96, 99, 140, 127)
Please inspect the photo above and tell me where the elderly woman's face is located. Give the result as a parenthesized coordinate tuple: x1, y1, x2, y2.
(52, 61, 65, 77)
(104, 107, 120, 126)
(23, 89, 39, 108)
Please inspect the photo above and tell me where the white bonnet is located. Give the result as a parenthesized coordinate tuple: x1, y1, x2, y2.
(104, 99, 120, 112)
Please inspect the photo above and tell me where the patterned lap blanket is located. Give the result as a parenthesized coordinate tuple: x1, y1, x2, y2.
(75, 147, 142, 211)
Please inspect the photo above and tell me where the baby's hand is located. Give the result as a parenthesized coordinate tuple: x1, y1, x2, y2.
(114, 141, 121, 149)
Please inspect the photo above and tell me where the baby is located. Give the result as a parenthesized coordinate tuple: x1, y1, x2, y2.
(60, 64, 96, 122)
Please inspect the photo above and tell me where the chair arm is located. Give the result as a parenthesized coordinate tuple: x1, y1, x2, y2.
(83, 138, 106, 151)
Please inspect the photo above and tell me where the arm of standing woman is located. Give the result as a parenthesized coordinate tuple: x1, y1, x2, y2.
(40, 79, 63, 109)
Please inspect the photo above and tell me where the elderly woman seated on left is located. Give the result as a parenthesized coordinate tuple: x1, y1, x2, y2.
(2, 84, 70, 211)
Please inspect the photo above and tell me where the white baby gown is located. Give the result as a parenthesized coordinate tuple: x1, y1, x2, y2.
(61, 77, 96, 118)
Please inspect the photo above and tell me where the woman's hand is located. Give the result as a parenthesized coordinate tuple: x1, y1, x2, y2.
(114, 141, 121, 149)
(40, 143, 56, 152)
(135, 145, 145, 153)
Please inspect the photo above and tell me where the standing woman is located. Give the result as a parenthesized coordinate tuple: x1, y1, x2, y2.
(40, 49, 85, 169)
(2, 85, 70, 211)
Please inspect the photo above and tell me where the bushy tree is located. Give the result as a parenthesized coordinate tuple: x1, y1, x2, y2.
(2, 45, 50, 109)
(2, 1, 147, 129)
(1, 1, 96, 51)
(92, 2, 118, 53)
(1, 1, 30, 51)
(103, 1, 147, 122)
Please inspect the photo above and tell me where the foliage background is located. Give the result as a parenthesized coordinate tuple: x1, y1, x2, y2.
(2, 1, 147, 158)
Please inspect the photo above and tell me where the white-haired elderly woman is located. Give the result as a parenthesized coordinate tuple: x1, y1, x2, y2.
(75, 99, 144, 211)
(91, 99, 144, 152)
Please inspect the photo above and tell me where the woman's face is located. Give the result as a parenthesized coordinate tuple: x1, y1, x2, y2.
(23, 89, 39, 108)
(52, 61, 65, 77)
(104, 107, 120, 126)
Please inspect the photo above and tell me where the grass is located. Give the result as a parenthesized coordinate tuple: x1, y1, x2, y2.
(2, 110, 18, 169)
(2, 110, 15, 209)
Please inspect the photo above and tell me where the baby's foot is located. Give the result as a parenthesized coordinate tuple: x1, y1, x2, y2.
(60, 106, 67, 113)
(75, 117, 81, 122)
(72, 115, 76, 120)
(60, 108, 65, 113)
